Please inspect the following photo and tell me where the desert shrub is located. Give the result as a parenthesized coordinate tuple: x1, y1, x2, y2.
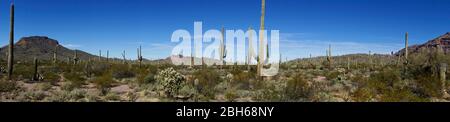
(230, 69, 254, 89)
(104, 92, 121, 101)
(42, 72, 60, 83)
(224, 90, 238, 102)
(352, 87, 375, 102)
(143, 73, 156, 84)
(135, 69, 155, 85)
(368, 68, 401, 91)
(13, 64, 34, 80)
(112, 70, 135, 79)
(88, 63, 110, 77)
(156, 67, 186, 97)
(379, 88, 427, 102)
(45, 89, 87, 102)
(91, 72, 115, 94)
(63, 72, 86, 89)
(325, 71, 340, 80)
(36, 82, 52, 91)
(178, 85, 197, 97)
(18, 91, 46, 102)
(0, 80, 18, 92)
(193, 68, 221, 98)
(285, 73, 312, 100)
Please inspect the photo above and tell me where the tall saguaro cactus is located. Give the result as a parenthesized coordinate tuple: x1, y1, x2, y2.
(98, 50, 102, 61)
(220, 27, 226, 67)
(137, 45, 143, 68)
(32, 57, 39, 81)
(73, 50, 79, 65)
(7, 2, 14, 80)
(440, 63, 448, 96)
(247, 27, 253, 70)
(326, 45, 332, 69)
(257, 0, 265, 78)
(122, 50, 126, 64)
(404, 32, 409, 62)
(106, 50, 109, 63)
(53, 45, 59, 64)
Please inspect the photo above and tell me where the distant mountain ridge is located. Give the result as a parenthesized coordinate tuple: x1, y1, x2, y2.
(396, 32, 450, 56)
(0, 36, 103, 62)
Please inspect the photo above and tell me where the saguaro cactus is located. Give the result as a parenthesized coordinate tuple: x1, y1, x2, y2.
(347, 57, 350, 71)
(73, 50, 79, 65)
(32, 57, 39, 81)
(440, 63, 448, 96)
(326, 45, 332, 69)
(257, 0, 265, 78)
(53, 45, 59, 63)
(247, 27, 254, 68)
(137, 45, 143, 67)
(404, 32, 409, 62)
(106, 50, 109, 63)
(122, 50, 126, 64)
(7, 2, 14, 80)
(98, 50, 102, 61)
(220, 27, 226, 67)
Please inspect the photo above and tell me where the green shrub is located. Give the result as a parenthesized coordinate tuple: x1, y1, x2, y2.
(285, 73, 312, 100)
(42, 72, 60, 83)
(63, 72, 86, 89)
(112, 70, 135, 79)
(91, 72, 115, 94)
(193, 68, 221, 98)
(0, 80, 18, 92)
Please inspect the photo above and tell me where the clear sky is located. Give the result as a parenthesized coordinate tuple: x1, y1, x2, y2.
(0, 0, 449, 60)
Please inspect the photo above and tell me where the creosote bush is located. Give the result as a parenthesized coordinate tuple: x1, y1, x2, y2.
(193, 68, 222, 98)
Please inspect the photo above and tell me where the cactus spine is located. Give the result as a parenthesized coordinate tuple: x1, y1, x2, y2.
(7, 2, 14, 80)
(257, 0, 265, 78)
(137, 45, 143, 68)
(32, 57, 38, 81)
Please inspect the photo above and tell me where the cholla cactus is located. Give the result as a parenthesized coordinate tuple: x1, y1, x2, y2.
(155, 68, 186, 97)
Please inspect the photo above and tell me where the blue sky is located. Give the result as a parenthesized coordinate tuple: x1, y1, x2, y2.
(0, 0, 449, 60)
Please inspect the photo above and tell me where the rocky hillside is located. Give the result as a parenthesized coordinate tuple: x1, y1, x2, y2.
(0, 36, 98, 61)
(397, 32, 450, 56)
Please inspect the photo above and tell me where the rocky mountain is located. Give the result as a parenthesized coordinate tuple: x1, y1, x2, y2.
(0, 36, 98, 62)
(396, 32, 450, 56)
